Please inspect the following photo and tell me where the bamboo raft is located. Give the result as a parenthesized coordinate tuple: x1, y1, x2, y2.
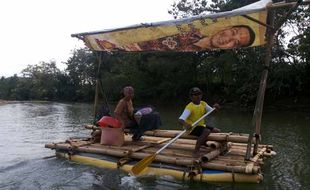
(45, 125, 276, 183)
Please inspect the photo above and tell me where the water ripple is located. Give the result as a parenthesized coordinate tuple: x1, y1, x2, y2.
(0, 103, 310, 190)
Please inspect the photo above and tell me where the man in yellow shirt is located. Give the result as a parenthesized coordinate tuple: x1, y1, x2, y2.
(179, 87, 220, 157)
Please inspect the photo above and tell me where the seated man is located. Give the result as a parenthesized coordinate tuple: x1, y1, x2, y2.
(179, 87, 220, 157)
(114, 86, 135, 128)
(114, 86, 161, 141)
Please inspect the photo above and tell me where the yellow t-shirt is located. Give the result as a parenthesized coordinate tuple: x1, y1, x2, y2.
(183, 101, 208, 132)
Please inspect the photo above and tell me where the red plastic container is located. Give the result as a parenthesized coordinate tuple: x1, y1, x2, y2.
(97, 116, 121, 128)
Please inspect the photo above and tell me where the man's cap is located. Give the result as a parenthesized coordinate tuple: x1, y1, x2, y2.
(189, 87, 202, 95)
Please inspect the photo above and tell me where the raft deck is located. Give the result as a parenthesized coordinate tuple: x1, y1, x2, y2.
(45, 127, 275, 183)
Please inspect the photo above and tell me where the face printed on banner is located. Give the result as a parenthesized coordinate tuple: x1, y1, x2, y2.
(194, 25, 255, 49)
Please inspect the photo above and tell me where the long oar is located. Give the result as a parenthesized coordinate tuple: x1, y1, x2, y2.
(131, 107, 216, 175)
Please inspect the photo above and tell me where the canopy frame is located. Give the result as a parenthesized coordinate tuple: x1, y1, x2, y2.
(71, 0, 310, 157)
(247, 0, 308, 157)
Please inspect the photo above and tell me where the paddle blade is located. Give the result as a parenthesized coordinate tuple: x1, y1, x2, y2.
(131, 154, 156, 175)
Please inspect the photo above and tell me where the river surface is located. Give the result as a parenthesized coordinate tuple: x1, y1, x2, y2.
(0, 102, 309, 190)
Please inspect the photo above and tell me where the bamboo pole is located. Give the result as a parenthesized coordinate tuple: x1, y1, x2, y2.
(86, 125, 253, 142)
(84, 125, 254, 143)
(206, 141, 222, 149)
(251, 148, 267, 163)
(218, 155, 245, 161)
(140, 135, 197, 145)
(201, 149, 221, 162)
(263, 151, 277, 157)
(85, 125, 100, 130)
(157, 143, 198, 151)
(72, 131, 273, 156)
(215, 156, 264, 165)
(46, 142, 261, 174)
(45, 143, 196, 166)
(266, 0, 310, 10)
(251, 10, 275, 155)
(201, 162, 260, 174)
(129, 136, 227, 152)
(93, 52, 102, 123)
(229, 142, 273, 150)
(245, 148, 266, 174)
(143, 131, 252, 143)
(129, 138, 170, 152)
(209, 160, 247, 167)
(141, 147, 195, 158)
(228, 149, 246, 154)
(56, 152, 264, 183)
(123, 138, 171, 155)
(123, 136, 207, 151)
(65, 139, 92, 148)
(229, 146, 265, 152)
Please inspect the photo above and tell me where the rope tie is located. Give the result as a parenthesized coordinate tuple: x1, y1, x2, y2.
(68, 146, 75, 156)
(232, 167, 236, 182)
(117, 157, 131, 169)
(225, 134, 229, 142)
(182, 169, 187, 181)
(188, 164, 196, 181)
(198, 162, 203, 182)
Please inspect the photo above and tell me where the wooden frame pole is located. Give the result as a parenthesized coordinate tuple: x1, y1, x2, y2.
(250, 0, 306, 156)
(251, 10, 276, 156)
(93, 52, 102, 123)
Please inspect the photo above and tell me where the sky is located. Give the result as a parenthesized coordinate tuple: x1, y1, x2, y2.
(0, 0, 176, 77)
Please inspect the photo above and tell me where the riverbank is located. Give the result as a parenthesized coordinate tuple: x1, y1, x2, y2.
(0, 99, 7, 105)
(1, 97, 310, 112)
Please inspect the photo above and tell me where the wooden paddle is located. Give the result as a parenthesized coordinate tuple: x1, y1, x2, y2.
(131, 107, 216, 175)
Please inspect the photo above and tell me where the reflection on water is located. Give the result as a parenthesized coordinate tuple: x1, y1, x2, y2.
(0, 102, 309, 190)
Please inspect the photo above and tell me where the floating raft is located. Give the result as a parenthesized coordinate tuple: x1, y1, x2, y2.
(45, 126, 276, 183)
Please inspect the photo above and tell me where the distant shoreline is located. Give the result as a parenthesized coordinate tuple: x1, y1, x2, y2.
(0, 99, 7, 105)
(0, 100, 52, 105)
(1, 99, 310, 111)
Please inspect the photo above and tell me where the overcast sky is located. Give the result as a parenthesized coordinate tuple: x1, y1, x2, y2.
(0, 0, 176, 77)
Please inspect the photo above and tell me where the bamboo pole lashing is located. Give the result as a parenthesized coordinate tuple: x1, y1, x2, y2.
(251, 148, 267, 163)
(45, 143, 196, 165)
(56, 152, 264, 183)
(89, 139, 267, 160)
(263, 151, 277, 157)
(244, 148, 267, 174)
(46, 142, 261, 174)
(67, 136, 272, 161)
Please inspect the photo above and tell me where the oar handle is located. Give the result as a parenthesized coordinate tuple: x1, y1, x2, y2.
(191, 107, 216, 127)
(155, 130, 187, 154)
(155, 107, 215, 154)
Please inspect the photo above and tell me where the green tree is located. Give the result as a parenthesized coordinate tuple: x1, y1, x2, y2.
(64, 48, 96, 101)
(0, 75, 18, 100)
(21, 61, 61, 100)
(168, 0, 310, 106)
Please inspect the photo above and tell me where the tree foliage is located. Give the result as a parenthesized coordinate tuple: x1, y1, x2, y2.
(0, 1, 309, 106)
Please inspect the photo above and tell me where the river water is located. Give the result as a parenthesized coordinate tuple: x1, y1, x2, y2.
(0, 102, 309, 190)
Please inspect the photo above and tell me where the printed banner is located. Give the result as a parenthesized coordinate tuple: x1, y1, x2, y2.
(75, 0, 270, 52)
